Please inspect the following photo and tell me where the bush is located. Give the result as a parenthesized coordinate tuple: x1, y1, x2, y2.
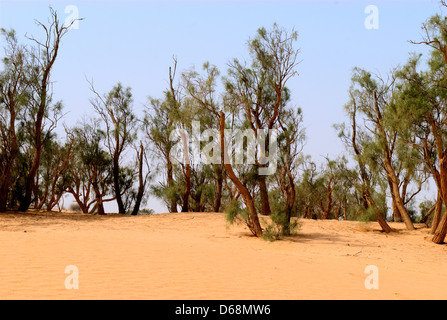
(225, 199, 250, 227)
(262, 210, 301, 241)
(69, 203, 82, 213)
(135, 208, 154, 215)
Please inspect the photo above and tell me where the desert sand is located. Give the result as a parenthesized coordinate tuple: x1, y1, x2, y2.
(0, 210, 446, 300)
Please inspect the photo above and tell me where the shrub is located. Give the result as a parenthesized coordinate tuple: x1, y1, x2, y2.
(69, 203, 82, 213)
(262, 210, 301, 242)
(225, 199, 251, 229)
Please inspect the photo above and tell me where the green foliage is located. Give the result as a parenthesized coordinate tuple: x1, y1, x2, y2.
(225, 198, 250, 227)
(69, 203, 82, 212)
(261, 210, 301, 242)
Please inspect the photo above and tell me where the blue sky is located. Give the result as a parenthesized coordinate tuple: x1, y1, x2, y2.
(0, 0, 443, 212)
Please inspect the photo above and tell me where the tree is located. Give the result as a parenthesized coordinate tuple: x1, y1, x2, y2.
(182, 62, 225, 213)
(337, 88, 392, 233)
(67, 119, 114, 214)
(36, 134, 73, 210)
(219, 110, 263, 236)
(89, 82, 137, 214)
(345, 68, 416, 230)
(395, 12, 447, 242)
(0, 29, 31, 212)
(130, 141, 151, 215)
(144, 60, 182, 213)
(275, 105, 305, 233)
(19, 7, 77, 212)
(224, 23, 300, 216)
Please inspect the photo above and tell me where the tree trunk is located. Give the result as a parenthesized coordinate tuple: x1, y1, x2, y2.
(113, 155, 126, 214)
(166, 159, 178, 213)
(0, 99, 18, 212)
(180, 130, 191, 213)
(391, 198, 402, 222)
(181, 163, 191, 213)
(433, 213, 447, 243)
(19, 136, 42, 212)
(365, 192, 392, 233)
(19, 56, 52, 211)
(0, 149, 16, 212)
(220, 111, 262, 237)
(92, 183, 105, 215)
(383, 157, 414, 230)
(283, 170, 296, 235)
(377, 214, 392, 233)
(343, 197, 348, 220)
(0, 180, 10, 212)
(388, 179, 402, 222)
(322, 178, 333, 219)
(258, 176, 271, 215)
(350, 103, 391, 233)
(433, 156, 447, 243)
(131, 143, 145, 216)
(431, 192, 442, 234)
(213, 164, 223, 212)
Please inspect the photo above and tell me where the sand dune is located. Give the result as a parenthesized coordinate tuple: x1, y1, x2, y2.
(0, 211, 446, 300)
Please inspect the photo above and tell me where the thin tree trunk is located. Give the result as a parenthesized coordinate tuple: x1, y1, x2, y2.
(181, 163, 191, 212)
(431, 191, 442, 234)
(258, 176, 271, 215)
(131, 143, 146, 216)
(166, 158, 178, 213)
(343, 197, 348, 220)
(322, 178, 333, 219)
(180, 130, 191, 213)
(213, 164, 223, 212)
(113, 155, 126, 214)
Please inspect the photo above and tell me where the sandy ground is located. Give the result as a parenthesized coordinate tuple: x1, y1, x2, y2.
(0, 210, 446, 300)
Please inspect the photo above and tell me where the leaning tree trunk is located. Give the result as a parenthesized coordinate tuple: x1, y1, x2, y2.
(219, 111, 262, 237)
(432, 157, 447, 244)
(388, 178, 402, 222)
(383, 159, 414, 230)
(430, 191, 442, 234)
(365, 192, 392, 233)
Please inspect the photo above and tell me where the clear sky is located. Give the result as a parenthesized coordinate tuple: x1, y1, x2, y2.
(0, 0, 443, 212)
